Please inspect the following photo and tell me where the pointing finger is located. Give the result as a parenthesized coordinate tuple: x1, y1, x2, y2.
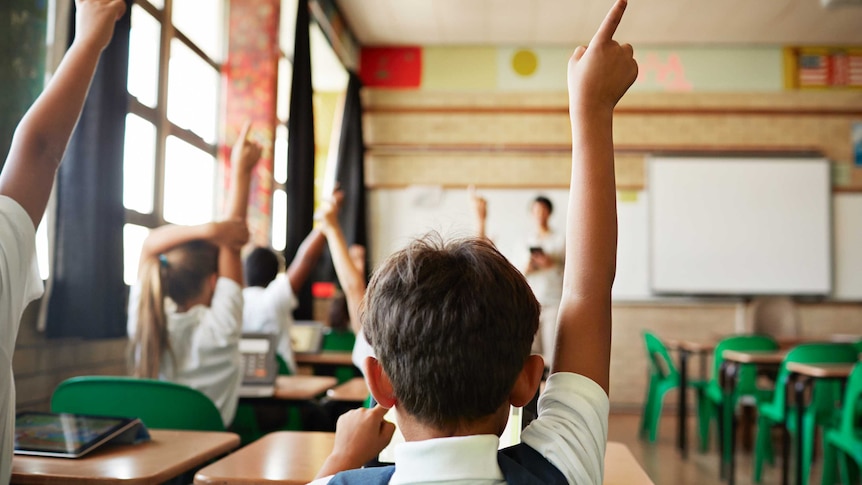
(237, 120, 252, 144)
(590, 0, 627, 47)
(572, 45, 587, 61)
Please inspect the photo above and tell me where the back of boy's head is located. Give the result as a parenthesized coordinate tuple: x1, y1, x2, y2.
(533, 195, 553, 214)
(244, 246, 280, 288)
(362, 234, 540, 431)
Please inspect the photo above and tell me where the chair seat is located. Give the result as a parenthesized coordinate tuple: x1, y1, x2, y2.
(825, 429, 862, 461)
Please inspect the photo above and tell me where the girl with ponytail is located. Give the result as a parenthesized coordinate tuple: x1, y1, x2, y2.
(127, 122, 261, 427)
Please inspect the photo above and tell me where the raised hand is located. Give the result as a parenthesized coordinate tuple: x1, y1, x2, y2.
(315, 190, 344, 233)
(210, 219, 249, 250)
(567, 0, 637, 116)
(469, 185, 487, 222)
(74, 0, 127, 52)
(230, 120, 263, 174)
(314, 405, 396, 478)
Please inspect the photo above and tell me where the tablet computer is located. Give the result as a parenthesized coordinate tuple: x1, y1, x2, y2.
(15, 412, 144, 458)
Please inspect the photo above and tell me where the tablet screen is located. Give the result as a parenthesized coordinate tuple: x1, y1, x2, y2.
(15, 412, 137, 457)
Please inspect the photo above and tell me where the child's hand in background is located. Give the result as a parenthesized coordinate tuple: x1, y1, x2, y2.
(231, 121, 263, 174)
(210, 219, 249, 250)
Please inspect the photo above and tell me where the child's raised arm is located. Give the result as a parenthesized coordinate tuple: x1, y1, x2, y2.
(138, 221, 249, 273)
(0, 0, 126, 227)
(220, 121, 262, 284)
(552, 0, 637, 394)
(285, 228, 326, 293)
(317, 191, 365, 334)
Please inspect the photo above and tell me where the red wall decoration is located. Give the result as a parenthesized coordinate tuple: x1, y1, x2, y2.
(359, 47, 422, 88)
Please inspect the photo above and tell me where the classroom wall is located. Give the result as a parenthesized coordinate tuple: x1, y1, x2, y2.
(361, 46, 862, 410)
(13, 301, 128, 412)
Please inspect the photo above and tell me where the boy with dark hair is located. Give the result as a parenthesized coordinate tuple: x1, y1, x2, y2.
(312, 0, 637, 482)
(242, 230, 326, 374)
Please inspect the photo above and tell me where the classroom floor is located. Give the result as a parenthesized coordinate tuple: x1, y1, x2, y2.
(608, 412, 823, 485)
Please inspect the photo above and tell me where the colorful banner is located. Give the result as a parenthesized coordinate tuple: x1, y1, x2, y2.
(785, 47, 862, 90)
(360, 47, 422, 88)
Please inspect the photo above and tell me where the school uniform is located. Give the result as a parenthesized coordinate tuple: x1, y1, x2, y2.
(311, 372, 609, 484)
(127, 277, 243, 427)
(351, 329, 374, 373)
(0, 197, 44, 484)
(525, 229, 565, 364)
(242, 274, 298, 374)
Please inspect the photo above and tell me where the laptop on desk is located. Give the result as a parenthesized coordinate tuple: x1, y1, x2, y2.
(238, 333, 279, 398)
(290, 320, 325, 354)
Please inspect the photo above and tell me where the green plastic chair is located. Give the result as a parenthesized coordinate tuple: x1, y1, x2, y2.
(323, 329, 358, 384)
(753, 343, 860, 485)
(51, 376, 224, 431)
(640, 331, 706, 443)
(276, 354, 292, 375)
(821, 362, 862, 485)
(699, 335, 779, 458)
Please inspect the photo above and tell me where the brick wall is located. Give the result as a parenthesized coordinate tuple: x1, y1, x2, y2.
(13, 299, 128, 412)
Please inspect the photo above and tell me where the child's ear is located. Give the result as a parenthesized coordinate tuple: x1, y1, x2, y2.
(364, 357, 397, 408)
(509, 354, 545, 407)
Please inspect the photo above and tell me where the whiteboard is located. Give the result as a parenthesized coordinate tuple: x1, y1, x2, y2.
(367, 187, 650, 301)
(648, 157, 832, 296)
(834, 193, 862, 300)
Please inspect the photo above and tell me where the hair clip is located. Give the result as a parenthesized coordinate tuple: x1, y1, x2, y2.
(158, 254, 169, 268)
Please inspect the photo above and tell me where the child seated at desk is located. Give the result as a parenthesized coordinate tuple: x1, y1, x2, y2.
(127, 123, 261, 427)
(242, 227, 326, 374)
(311, 0, 637, 482)
(0, 1, 126, 481)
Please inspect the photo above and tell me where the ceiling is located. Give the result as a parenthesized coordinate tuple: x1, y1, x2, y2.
(334, 0, 862, 46)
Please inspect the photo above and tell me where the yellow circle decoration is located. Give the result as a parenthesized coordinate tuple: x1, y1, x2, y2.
(512, 49, 538, 77)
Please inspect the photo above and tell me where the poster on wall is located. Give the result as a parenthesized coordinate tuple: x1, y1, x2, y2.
(786, 47, 862, 89)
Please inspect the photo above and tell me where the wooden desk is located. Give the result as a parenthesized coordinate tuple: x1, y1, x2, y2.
(12, 429, 239, 485)
(785, 362, 856, 485)
(273, 375, 338, 401)
(195, 432, 651, 485)
(605, 442, 655, 485)
(718, 349, 784, 485)
(326, 377, 369, 402)
(295, 352, 354, 367)
(666, 339, 714, 459)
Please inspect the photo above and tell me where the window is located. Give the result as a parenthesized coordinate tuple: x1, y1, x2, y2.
(123, 0, 225, 283)
(271, 0, 298, 252)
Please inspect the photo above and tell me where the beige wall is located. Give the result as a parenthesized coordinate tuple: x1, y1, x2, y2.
(362, 88, 862, 410)
(13, 299, 127, 412)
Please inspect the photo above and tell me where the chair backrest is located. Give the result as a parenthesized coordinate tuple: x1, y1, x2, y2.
(838, 362, 862, 434)
(51, 376, 225, 431)
(276, 354, 292, 375)
(747, 296, 800, 338)
(642, 331, 678, 381)
(712, 335, 779, 389)
(854, 339, 862, 354)
(322, 329, 356, 352)
(769, 343, 860, 410)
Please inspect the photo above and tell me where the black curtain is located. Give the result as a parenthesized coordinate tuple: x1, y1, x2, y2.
(310, 72, 367, 285)
(46, 2, 130, 339)
(334, 72, 367, 275)
(285, 0, 316, 320)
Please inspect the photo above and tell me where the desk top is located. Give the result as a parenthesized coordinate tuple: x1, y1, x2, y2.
(666, 339, 716, 353)
(295, 351, 354, 366)
(786, 362, 856, 378)
(605, 442, 655, 485)
(274, 375, 338, 400)
(12, 429, 239, 485)
(722, 349, 786, 365)
(326, 377, 369, 402)
(194, 432, 652, 485)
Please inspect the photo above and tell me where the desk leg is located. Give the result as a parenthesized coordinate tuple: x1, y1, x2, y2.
(782, 374, 794, 485)
(719, 360, 739, 484)
(794, 376, 810, 485)
(679, 349, 689, 459)
(728, 363, 738, 485)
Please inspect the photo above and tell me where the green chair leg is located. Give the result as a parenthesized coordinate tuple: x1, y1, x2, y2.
(821, 440, 838, 485)
(753, 415, 773, 484)
(696, 396, 712, 452)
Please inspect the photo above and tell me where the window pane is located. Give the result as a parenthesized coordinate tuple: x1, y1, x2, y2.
(163, 137, 214, 225)
(123, 114, 157, 213)
(272, 189, 287, 251)
(124, 224, 150, 285)
(279, 0, 298, 57)
(310, 22, 349, 91)
(274, 124, 288, 184)
(172, 0, 224, 61)
(277, 57, 292, 122)
(167, 39, 219, 143)
(36, 218, 49, 280)
(128, 5, 160, 107)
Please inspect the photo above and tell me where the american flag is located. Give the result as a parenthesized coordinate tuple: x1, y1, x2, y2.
(799, 54, 829, 87)
(848, 54, 862, 87)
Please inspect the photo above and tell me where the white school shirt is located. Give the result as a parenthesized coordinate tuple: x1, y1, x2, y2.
(242, 274, 298, 374)
(127, 277, 243, 427)
(311, 372, 609, 484)
(0, 197, 44, 484)
(524, 228, 565, 306)
(351, 329, 374, 374)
